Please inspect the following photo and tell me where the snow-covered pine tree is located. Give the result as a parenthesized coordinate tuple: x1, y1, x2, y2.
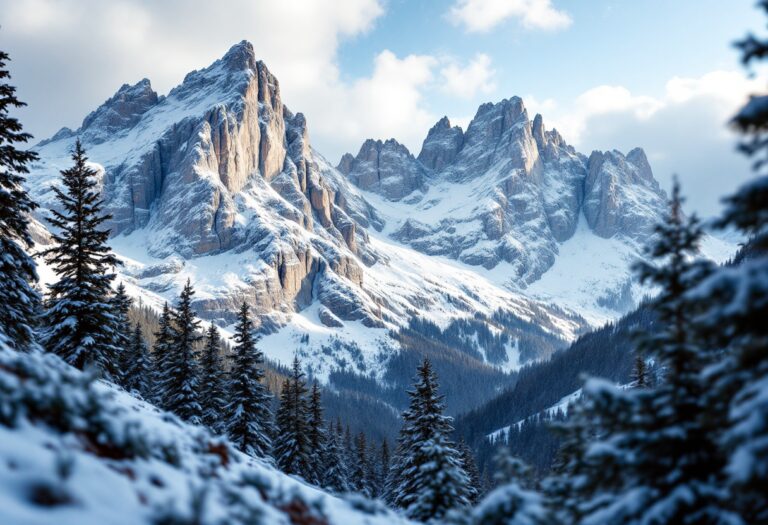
(472, 446, 549, 525)
(552, 182, 734, 524)
(225, 302, 273, 458)
(457, 440, 481, 503)
(273, 357, 312, 479)
(111, 283, 133, 385)
(387, 358, 470, 522)
(0, 49, 41, 350)
(151, 302, 176, 406)
(689, 8, 768, 521)
(307, 382, 326, 484)
(379, 439, 390, 494)
(161, 279, 202, 424)
(492, 447, 532, 490)
(351, 432, 371, 497)
(199, 323, 227, 434)
(322, 420, 350, 493)
(124, 323, 151, 398)
(631, 351, 650, 388)
(41, 141, 121, 379)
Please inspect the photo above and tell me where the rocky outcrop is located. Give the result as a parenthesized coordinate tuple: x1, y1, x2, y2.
(341, 97, 665, 283)
(337, 138, 427, 200)
(79, 79, 159, 145)
(417, 116, 464, 171)
(584, 148, 665, 239)
(31, 40, 384, 328)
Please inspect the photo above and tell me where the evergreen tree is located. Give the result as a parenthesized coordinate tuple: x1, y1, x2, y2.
(551, 183, 734, 524)
(631, 351, 650, 388)
(457, 440, 481, 503)
(41, 141, 120, 378)
(151, 302, 176, 406)
(307, 382, 326, 484)
(124, 323, 151, 397)
(200, 323, 227, 434)
(0, 49, 40, 350)
(273, 357, 312, 479)
(492, 447, 532, 489)
(225, 303, 273, 458)
(161, 280, 202, 424)
(351, 432, 371, 496)
(692, 9, 768, 521)
(387, 359, 470, 522)
(322, 420, 350, 493)
(111, 283, 133, 385)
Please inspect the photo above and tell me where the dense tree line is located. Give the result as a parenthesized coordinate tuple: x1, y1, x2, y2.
(1, 7, 767, 521)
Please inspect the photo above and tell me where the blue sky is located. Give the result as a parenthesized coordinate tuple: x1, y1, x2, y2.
(1, 0, 764, 216)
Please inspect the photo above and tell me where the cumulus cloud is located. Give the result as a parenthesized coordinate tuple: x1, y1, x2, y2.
(440, 53, 497, 99)
(538, 70, 764, 217)
(1, 0, 440, 160)
(448, 0, 572, 33)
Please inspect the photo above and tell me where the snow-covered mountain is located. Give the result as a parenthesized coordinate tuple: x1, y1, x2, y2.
(25, 41, 732, 405)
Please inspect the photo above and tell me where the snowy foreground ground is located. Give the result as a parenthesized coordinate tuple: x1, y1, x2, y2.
(0, 344, 413, 525)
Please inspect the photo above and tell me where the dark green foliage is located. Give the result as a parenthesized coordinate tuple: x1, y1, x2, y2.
(112, 283, 133, 385)
(200, 324, 227, 433)
(322, 419, 350, 493)
(387, 359, 470, 521)
(124, 323, 151, 398)
(161, 280, 202, 424)
(225, 303, 274, 458)
(151, 302, 175, 406)
(273, 357, 312, 479)
(307, 382, 326, 484)
(0, 49, 40, 350)
(41, 141, 120, 378)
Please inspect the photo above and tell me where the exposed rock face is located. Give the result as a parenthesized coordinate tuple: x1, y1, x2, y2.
(31, 41, 378, 326)
(340, 96, 666, 284)
(417, 116, 464, 171)
(337, 138, 427, 200)
(584, 148, 665, 239)
(79, 79, 159, 145)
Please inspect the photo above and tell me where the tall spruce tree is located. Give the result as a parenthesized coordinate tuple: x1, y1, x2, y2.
(551, 183, 734, 524)
(692, 7, 768, 521)
(273, 357, 312, 479)
(0, 49, 40, 350)
(457, 439, 481, 504)
(41, 141, 120, 378)
(387, 359, 470, 522)
(225, 303, 273, 458)
(307, 382, 326, 484)
(111, 283, 133, 385)
(124, 323, 151, 397)
(161, 280, 202, 424)
(322, 420, 350, 493)
(200, 323, 227, 434)
(351, 432, 371, 496)
(151, 302, 176, 406)
(631, 351, 650, 388)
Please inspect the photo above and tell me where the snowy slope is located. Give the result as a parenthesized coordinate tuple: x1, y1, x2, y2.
(24, 40, 737, 407)
(0, 342, 412, 525)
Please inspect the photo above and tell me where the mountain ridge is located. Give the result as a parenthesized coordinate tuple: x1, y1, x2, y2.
(24, 40, 733, 418)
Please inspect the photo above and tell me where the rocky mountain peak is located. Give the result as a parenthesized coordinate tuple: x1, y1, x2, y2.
(339, 138, 426, 200)
(78, 78, 159, 144)
(220, 39, 259, 71)
(417, 116, 464, 171)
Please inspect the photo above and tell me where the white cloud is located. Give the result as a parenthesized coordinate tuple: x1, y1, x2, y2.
(440, 53, 496, 99)
(308, 50, 438, 157)
(448, 0, 572, 33)
(1, 0, 442, 160)
(537, 70, 764, 217)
